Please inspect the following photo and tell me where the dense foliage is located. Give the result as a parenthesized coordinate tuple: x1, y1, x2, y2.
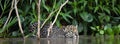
(0, 0, 120, 37)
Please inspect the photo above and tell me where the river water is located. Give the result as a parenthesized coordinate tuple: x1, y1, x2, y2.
(0, 36, 120, 44)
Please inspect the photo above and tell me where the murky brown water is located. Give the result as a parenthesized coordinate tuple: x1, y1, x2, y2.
(0, 36, 120, 44)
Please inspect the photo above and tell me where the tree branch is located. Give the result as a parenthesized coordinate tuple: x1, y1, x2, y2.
(37, 0, 41, 39)
(14, 0, 25, 39)
(2, 0, 14, 32)
(47, 0, 69, 37)
(41, 9, 58, 28)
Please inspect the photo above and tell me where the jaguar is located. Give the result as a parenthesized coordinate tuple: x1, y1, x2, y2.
(29, 22, 79, 38)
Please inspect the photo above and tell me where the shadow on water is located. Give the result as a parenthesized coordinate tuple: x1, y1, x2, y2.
(0, 36, 120, 44)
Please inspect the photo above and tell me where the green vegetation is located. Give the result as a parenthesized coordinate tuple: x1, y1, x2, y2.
(0, 0, 120, 38)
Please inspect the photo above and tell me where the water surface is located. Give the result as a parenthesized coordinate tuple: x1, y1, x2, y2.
(0, 36, 120, 44)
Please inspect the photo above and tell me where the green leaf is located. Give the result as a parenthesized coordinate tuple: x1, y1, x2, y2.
(90, 27, 96, 31)
(104, 24, 114, 35)
(104, 24, 111, 30)
(66, 14, 73, 19)
(112, 7, 118, 15)
(0, 17, 17, 33)
(60, 11, 73, 23)
(94, 6, 99, 13)
(43, 5, 51, 12)
(72, 20, 78, 25)
(52, 0, 56, 9)
(83, 1, 87, 7)
(80, 12, 93, 22)
(65, 11, 73, 19)
(117, 24, 120, 33)
(98, 13, 110, 23)
(73, 8, 77, 14)
(96, 26, 100, 30)
(30, 0, 32, 4)
(32, 3, 35, 10)
(98, 13, 105, 23)
(61, 13, 70, 23)
(7, 17, 17, 28)
(78, 23, 84, 32)
(113, 25, 119, 34)
(0, 2, 3, 11)
(95, 0, 98, 5)
(103, 7, 110, 14)
(12, 31, 18, 36)
(105, 15, 110, 22)
(114, 7, 120, 15)
(42, 0, 50, 12)
(56, 20, 61, 27)
(99, 30, 104, 35)
(106, 28, 114, 35)
(18, 9, 23, 14)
